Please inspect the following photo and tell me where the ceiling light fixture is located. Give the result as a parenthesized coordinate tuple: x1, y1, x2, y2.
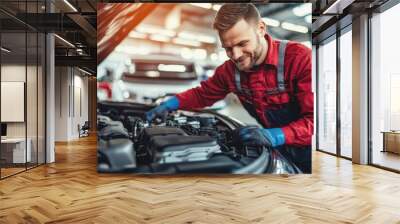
(54, 34, 75, 48)
(136, 25, 175, 37)
(158, 64, 186, 73)
(197, 35, 216, 44)
(172, 38, 201, 47)
(305, 15, 312, 24)
(281, 22, 309, 33)
(128, 31, 147, 39)
(78, 67, 92, 76)
(115, 45, 150, 55)
(76, 48, 84, 55)
(292, 4, 311, 17)
(262, 18, 280, 27)
(63, 0, 78, 12)
(149, 34, 170, 42)
(1, 47, 11, 53)
(178, 32, 216, 44)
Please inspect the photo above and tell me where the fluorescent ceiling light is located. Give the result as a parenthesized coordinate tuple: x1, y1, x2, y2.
(281, 22, 308, 33)
(293, 4, 311, 17)
(173, 38, 201, 47)
(149, 34, 170, 42)
(158, 64, 186, 72)
(305, 15, 312, 24)
(115, 45, 150, 55)
(63, 0, 78, 12)
(136, 25, 175, 37)
(178, 32, 216, 44)
(178, 31, 197, 40)
(54, 34, 75, 48)
(78, 67, 92, 76)
(262, 18, 280, 27)
(145, 71, 160, 78)
(189, 3, 212, 10)
(1, 47, 11, 53)
(128, 31, 147, 39)
(76, 48, 86, 56)
(197, 35, 216, 44)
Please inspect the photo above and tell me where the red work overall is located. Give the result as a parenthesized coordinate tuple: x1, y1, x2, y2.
(176, 34, 313, 172)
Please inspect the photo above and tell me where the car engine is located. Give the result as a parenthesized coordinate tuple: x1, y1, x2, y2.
(97, 101, 301, 174)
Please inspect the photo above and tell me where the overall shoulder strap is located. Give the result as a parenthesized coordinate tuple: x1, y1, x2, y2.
(234, 67, 242, 93)
(277, 40, 288, 92)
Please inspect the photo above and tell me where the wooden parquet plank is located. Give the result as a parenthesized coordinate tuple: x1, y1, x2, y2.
(1, 135, 400, 223)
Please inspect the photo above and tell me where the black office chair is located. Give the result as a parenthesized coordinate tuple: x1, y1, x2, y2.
(79, 121, 90, 138)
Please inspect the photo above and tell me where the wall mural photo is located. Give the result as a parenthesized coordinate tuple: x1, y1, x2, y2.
(97, 2, 313, 174)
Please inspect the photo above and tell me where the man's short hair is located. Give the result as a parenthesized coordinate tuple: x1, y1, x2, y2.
(213, 3, 261, 32)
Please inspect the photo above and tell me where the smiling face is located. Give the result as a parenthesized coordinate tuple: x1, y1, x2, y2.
(219, 19, 267, 72)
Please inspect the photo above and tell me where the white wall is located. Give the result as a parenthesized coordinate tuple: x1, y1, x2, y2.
(55, 67, 89, 141)
(1, 64, 46, 164)
(55, 66, 69, 141)
(1, 65, 26, 138)
(71, 73, 89, 138)
(0, 65, 42, 137)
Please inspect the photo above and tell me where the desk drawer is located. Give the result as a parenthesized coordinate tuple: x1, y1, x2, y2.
(384, 133, 400, 154)
(0, 140, 31, 164)
(0, 146, 14, 164)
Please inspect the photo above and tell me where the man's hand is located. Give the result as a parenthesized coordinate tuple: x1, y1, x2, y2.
(236, 126, 285, 147)
(145, 96, 180, 122)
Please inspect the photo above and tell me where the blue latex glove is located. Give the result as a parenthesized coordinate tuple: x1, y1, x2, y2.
(237, 126, 285, 147)
(145, 96, 180, 122)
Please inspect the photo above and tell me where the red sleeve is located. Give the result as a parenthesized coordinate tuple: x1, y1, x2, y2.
(176, 63, 230, 110)
(281, 45, 314, 146)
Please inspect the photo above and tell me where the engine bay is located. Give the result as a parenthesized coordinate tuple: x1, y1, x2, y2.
(97, 101, 301, 174)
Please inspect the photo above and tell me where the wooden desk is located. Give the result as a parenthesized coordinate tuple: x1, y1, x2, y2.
(1, 138, 31, 163)
(382, 131, 400, 154)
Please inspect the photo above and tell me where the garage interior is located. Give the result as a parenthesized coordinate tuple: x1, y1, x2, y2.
(1, 0, 400, 223)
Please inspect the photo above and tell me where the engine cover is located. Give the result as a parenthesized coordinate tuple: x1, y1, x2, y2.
(143, 126, 186, 137)
(148, 134, 221, 164)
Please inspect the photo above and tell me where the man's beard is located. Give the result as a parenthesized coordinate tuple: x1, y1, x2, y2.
(250, 34, 263, 69)
(235, 35, 263, 72)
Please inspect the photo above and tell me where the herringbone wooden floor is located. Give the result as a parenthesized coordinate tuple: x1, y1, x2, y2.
(1, 135, 400, 224)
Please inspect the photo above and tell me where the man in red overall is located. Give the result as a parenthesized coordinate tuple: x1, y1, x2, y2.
(146, 3, 313, 173)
